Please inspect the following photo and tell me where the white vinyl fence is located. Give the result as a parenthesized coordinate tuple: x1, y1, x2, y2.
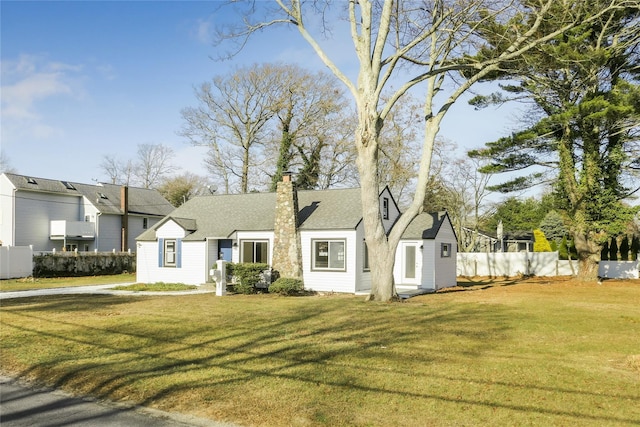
(457, 251, 639, 279)
(0, 246, 33, 279)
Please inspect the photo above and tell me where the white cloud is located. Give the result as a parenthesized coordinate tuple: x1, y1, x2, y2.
(189, 18, 214, 44)
(0, 54, 85, 142)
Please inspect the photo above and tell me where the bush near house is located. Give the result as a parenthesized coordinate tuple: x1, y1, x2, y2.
(269, 277, 304, 295)
(226, 262, 270, 294)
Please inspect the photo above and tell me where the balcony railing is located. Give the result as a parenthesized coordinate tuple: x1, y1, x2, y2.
(50, 220, 96, 240)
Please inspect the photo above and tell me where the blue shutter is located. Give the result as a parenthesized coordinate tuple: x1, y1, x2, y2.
(158, 238, 164, 267)
(176, 238, 182, 268)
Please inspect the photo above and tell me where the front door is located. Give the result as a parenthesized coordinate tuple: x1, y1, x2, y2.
(401, 243, 419, 285)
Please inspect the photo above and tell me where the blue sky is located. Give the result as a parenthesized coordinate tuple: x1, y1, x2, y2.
(1, 1, 515, 186)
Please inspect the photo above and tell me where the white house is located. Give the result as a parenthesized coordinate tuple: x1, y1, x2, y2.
(0, 173, 174, 252)
(136, 177, 457, 294)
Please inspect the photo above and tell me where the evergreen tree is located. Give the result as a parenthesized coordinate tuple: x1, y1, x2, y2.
(469, 3, 640, 280)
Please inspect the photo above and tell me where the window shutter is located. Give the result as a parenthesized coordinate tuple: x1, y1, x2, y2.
(158, 238, 164, 267)
(176, 238, 182, 268)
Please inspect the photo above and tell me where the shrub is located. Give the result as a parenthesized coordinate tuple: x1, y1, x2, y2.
(226, 263, 269, 294)
(533, 229, 552, 252)
(269, 277, 304, 296)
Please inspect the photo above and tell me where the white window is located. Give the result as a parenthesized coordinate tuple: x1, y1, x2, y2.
(441, 243, 451, 258)
(164, 239, 177, 267)
(241, 240, 269, 264)
(313, 239, 346, 271)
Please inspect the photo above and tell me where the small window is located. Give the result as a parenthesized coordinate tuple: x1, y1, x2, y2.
(143, 218, 148, 229)
(164, 240, 177, 267)
(363, 240, 370, 271)
(382, 197, 389, 220)
(241, 240, 269, 264)
(441, 243, 451, 258)
(313, 239, 346, 271)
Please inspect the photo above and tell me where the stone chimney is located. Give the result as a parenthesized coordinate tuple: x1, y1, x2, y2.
(271, 172, 303, 279)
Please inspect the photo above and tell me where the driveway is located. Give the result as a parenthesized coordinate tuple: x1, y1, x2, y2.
(0, 376, 238, 427)
(0, 284, 216, 300)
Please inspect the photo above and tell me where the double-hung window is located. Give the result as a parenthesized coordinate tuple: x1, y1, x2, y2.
(158, 238, 181, 268)
(313, 239, 346, 271)
(441, 243, 451, 258)
(241, 240, 269, 264)
(164, 239, 177, 267)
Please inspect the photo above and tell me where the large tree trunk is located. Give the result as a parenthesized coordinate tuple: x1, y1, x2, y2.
(356, 110, 399, 301)
(573, 229, 602, 281)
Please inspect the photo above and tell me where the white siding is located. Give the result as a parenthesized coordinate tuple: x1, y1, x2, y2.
(14, 191, 83, 251)
(300, 230, 358, 293)
(432, 219, 458, 289)
(136, 240, 208, 285)
(0, 175, 15, 246)
(206, 239, 219, 282)
(96, 214, 122, 252)
(156, 220, 188, 239)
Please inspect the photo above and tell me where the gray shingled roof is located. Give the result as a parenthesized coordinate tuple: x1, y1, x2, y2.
(401, 211, 449, 239)
(137, 187, 364, 241)
(3, 173, 174, 217)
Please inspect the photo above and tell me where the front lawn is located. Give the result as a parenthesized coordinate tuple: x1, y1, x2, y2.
(0, 273, 136, 292)
(1, 278, 638, 426)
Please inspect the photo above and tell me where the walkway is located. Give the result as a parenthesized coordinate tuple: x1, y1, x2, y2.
(0, 284, 216, 300)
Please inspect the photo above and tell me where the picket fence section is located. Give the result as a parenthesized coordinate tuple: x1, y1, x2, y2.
(457, 251, 639, 279)
(0, 246, 33, 279)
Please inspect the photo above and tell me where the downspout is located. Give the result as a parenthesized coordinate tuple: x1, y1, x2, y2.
(11, 187, 17, 246)
(96, 212, 102, 251)
(121, 186, 129, 252)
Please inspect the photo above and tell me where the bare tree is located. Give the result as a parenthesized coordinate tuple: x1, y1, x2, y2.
(99, 155, 135, 186)
(440, 154, 495, 252)
(377, 93, 423, 208)
(100, 143, 177, 188)
(135, 143, 179, 189)
(266, 64, 351, 190)
(0, 151, 17, 174)
(221, 0, 630, 301)
(180, 64, 283, 193)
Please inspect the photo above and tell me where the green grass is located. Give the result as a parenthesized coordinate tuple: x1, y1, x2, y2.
(111, 283, 198, 291)
(1, 278, 638, 426)
(0, 273, 136, 292)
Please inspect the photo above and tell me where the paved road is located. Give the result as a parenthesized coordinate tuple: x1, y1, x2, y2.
(0, 376, 238, 427)
(0, 284, 216, 300)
